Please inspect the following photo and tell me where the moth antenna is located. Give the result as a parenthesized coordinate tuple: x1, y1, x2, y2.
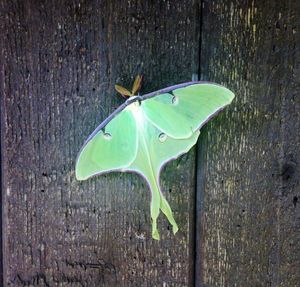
(131, 74, 143, 95)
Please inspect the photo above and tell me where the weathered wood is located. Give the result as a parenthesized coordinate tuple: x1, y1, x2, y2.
(197, 1, 300, 286)
(0, 1, 200, 286)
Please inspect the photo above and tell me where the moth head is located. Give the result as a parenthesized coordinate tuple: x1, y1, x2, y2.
(115, 75, 143, 98)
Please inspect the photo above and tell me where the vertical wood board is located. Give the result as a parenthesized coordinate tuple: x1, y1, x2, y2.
(0, 1, 201, 286)
(197, 1, 300, 286)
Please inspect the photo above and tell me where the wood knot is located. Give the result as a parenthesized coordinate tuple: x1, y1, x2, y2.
(280, 160, 297, 181)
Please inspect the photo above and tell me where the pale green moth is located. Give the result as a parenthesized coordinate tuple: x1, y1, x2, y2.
(75, 76, 234, 240)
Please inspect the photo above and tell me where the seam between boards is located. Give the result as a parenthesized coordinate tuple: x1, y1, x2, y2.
(193, 0, 204, 287)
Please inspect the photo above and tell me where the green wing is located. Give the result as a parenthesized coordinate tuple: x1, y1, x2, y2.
(125, 102, 200, 239)
(75, 82, 235, 239)
(142, 83, 234, 138)
(76, 109, 138, 180)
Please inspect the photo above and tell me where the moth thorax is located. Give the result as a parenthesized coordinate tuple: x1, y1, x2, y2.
(127, 101, 141, 112)
(127, 102, 145, 125)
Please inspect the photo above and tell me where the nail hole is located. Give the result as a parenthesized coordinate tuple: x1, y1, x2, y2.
(293, 196, 298, 207)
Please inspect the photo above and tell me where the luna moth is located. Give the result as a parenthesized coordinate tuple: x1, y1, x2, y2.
(75, 76, 234, 240)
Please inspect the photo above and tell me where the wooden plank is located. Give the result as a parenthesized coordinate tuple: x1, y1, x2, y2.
(0, 0, 200, 286)
(197, 0, 300, 286)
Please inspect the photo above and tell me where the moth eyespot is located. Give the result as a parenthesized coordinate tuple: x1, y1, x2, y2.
(172, 96, 178, 105)
(158, 133, 167, 142)
(103, 133, 112, 140)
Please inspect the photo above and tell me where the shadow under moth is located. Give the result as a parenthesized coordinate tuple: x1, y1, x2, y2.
(75, 75, 235, 240)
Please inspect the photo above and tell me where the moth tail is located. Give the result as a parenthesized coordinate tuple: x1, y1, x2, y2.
(148, 175, 178, 240)
(159, 194, 179, 235)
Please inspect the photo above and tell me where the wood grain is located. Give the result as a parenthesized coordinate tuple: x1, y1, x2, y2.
(0, 0, 200, 286)
(197, 0, 300, 286)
